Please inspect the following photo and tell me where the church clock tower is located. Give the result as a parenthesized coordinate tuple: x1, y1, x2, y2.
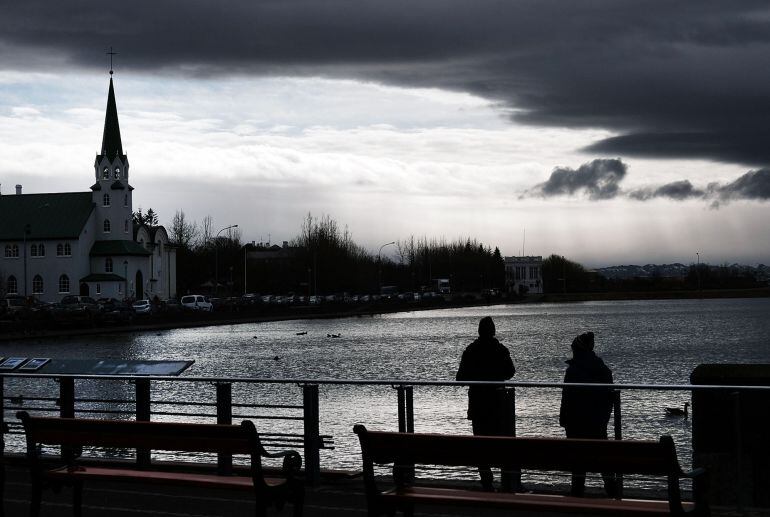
(91, 74, 133, 239)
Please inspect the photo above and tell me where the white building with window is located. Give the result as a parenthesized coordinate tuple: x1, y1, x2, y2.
(504, 255, 543, 295)
(0, 73, 176, 302)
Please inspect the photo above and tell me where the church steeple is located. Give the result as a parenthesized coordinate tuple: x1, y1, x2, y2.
(100, 77, 124, 161)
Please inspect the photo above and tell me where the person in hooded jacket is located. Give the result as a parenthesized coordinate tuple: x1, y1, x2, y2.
(559, 331, 618, 497)
(456, 316, 515, 490)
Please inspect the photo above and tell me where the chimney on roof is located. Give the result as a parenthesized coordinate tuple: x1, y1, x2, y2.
(15, 184, 22, 195)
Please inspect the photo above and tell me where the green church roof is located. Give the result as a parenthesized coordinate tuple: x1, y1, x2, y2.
(0, 192, 94, 240)
(80, 273, 126, 282)
(90, 240, 151, 256)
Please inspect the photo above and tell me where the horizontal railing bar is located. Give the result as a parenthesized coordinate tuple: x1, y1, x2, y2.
(2, 373, 768, 391)
(3, 407, 58, 413)
(73, 409, 136, 415)
(232, 403, 303, 409)
(150, 400, 216, 407)
(3, 396, 59, 402)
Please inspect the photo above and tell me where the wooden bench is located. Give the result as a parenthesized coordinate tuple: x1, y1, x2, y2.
(354, 425, 709, 517)
(17, 411, 304, 517)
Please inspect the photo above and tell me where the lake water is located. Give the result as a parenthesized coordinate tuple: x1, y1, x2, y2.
(3, 297, 769, 487)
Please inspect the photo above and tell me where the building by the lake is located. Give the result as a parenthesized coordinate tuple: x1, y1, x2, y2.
(0, 73, 176, 303)
(504, 255, 543, 295)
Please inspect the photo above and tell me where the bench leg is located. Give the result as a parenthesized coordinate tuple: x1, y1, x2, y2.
(292, 488, 304, 517)
(73, 480, 83, 517)
(29, 480, 42, 517)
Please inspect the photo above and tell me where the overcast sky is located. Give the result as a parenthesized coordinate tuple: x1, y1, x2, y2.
(1, 0, 769, 266)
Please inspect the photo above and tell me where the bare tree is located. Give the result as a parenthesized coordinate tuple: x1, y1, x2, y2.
(200, 215, 213, 248)
(169, 210, 199, 249)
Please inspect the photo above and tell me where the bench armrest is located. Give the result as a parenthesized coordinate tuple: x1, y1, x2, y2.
(681, 467, 709, 515)
(263, 449, 302, 473)
(681, 467, 706, 479)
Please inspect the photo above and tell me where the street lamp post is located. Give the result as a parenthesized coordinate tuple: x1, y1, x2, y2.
(215, 224, 238, 297)
(378, 241, 395, 294)
(123, 260, 128, 301)
(696, 252, 701, 294)
(23, 224, 30, 297)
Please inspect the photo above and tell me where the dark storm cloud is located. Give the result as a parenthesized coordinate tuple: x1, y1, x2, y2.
(711, 168, 770, 202)
(3, 1, 770, 165)
(525, 159, 770, 206)
(528, 159, 627, 200)
(628, 180, 705, 201)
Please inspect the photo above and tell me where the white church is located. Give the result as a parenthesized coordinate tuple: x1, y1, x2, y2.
(0, 73, 176, 303)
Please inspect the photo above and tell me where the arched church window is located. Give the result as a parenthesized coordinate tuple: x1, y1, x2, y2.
(11, 244, 19, 257)
(103, 193, 111, 207)
(64, 243, 71, 256)
(38, 243, 45, 257)
(114, 167, 121, 179)
(103, 167, 110, 179)
(31, 244, 38, 257)
(105, 257, 113, 273)
(56, 243, 63, 256)
(104, 219, 111, 233)
(58, 274, 70, 294)
(32, 275, 43, 294)
(124, 194, 128, 207)
(124, 219, 129, 233)
(7, 275, 17, 294)
(4, 245, 10, 258)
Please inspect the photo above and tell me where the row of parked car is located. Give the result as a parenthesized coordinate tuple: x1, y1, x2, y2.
(0, 293, 218, 326)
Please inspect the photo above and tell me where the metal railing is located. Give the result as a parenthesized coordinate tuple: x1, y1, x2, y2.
(2, 373, 769, 494)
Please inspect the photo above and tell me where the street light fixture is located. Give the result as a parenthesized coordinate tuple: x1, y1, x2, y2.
(215, 224, 238, 297)
(378, 241, 396, 294)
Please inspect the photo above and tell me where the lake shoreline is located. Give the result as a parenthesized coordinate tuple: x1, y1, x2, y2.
(2, 287, 767, 344)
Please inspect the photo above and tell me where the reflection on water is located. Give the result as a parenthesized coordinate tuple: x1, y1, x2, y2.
(2, 297, 769, 480)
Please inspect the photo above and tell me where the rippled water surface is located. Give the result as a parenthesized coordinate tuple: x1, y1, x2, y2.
(3, 297, 769, 483)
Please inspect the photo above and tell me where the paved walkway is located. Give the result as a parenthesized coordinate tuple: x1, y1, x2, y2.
(4, 463, 769, 517)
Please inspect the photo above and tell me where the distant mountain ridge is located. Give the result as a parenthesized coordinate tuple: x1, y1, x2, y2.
(595, 263, 770, 281)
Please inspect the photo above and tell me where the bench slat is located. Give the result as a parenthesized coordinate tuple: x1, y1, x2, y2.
(21, 416, 256, 454)
(46, 466, 289, 490)
(383, 487, 692, 517)
(361, 430, 677, 475)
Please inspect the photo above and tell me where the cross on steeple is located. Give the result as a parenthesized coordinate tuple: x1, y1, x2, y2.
(107, 47, 117, 75)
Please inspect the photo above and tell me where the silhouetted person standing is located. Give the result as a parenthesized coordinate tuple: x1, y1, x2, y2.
(456, 316, 515, 490)
(559, 331, 618, 497)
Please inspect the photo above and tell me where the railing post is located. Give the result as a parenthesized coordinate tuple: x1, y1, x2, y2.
(216, 382, 233, 475)
(0, 376, 5, 436)
(58, 377, 75, 462)
(613, 389, 623, 498)
(59, 377, 75, 418)
(135, 379, 151, 467)
(732, 391, 743, 511)
(395, 385, 414, 433)
(394, 385, 415, 484)
(302, 384, 320, 485)
(406, 386, 414, 434)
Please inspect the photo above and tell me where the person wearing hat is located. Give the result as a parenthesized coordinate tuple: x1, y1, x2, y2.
(456, 316, 516, 491)
(559, 331, 618, 497)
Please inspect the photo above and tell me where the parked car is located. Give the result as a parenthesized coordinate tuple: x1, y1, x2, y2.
(53, 295, 99, 323)
(161, 298, 182, 313)
(132, 299, 153, 315)
(241, 293, 262, 306)
(180, 295, 213, 312)
(98, 298, 135, 324)
(0, 295, 29, 320)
